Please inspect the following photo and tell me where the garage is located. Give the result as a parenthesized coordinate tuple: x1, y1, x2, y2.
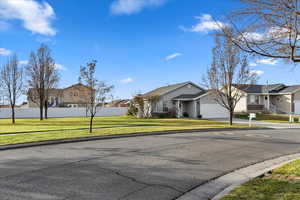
(200, 103, 229, 119)
(295, 100, 300, 115)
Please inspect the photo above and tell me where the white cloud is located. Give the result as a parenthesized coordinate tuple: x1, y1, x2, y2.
(165, 52, 182, 61)
(111, 0, 167, 15)
(242, 32, 264, 41)
(54, 64, 67, 71)
(0, 0, 56, 36)
(120, 77, 134, 83)
(181, 14, 226, 33)
(250, 70, 264, 76)
(242, 27, 290, 42)
(0, 48, 11, 56)
(257, 58, 278, 65)
(18, 60, 28, 65)
(249, 62, 258, 67)
(250, 58, 278, 66)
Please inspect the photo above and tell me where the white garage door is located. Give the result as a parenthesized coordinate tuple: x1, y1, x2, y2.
(295, 101, 300, 115)
(200, 104, 229, 119)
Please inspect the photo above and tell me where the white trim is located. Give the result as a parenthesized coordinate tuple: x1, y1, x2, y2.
(193, 92, 212, 100)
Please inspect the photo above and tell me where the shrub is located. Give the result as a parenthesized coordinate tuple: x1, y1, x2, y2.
(152, 112, 175, 118)
(183, 112, 189, 118)
(127, 103, 138, 116)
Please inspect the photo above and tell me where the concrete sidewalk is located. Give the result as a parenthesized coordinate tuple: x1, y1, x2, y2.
(214, 118, 300, 129)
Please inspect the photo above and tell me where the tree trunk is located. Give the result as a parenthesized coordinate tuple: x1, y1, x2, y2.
(89, 116, 94, 133)
(229, 110, 233, 126)
(40, 103, 44, 121)
(44, 100, 48, 119)
(11, 106, 15, 124)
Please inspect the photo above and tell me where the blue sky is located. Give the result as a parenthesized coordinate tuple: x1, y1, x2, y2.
(0, 0, 300, 102)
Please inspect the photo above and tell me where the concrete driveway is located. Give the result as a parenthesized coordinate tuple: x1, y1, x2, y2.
(0, 129, 300, 200)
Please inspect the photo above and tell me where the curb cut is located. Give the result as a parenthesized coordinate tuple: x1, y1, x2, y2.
(176, 153, 300, 200)
(0, 128, 268, 151)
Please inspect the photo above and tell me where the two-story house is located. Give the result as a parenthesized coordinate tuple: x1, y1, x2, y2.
(27, 83, 92, 108)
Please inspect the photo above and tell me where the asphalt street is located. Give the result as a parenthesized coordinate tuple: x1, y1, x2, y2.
(0, 129, 300, 200)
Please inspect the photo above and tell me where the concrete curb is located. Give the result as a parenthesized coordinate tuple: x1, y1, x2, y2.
(176, 153, 300, 200)
(0, 127, 268, 151)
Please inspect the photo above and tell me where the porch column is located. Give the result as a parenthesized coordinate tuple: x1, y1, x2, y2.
(176, 100, 181, 118)
(194, 101, 197, 118)
(268, 95, 270, 111)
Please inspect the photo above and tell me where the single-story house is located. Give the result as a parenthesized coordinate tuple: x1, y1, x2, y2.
(105, 99, 131, 107)
(233, 84, 300, 114)
(142, 82, 229, 119)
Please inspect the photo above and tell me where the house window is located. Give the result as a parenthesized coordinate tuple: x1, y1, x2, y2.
(163, 101, 169, 112)
(249, 95, 260, 104)
(74, 91, 79, 96)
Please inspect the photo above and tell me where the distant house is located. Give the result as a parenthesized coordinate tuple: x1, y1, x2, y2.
(233, 84, 300, 114)
(106, 99, 131, 107)
(141, 81, 229, 119)
(27, 83, 92, 108)
(0, 105, 11, 108)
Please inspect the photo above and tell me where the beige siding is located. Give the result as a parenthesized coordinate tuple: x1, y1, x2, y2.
(235, 96, 247, 112)
(62, 85, 91, 105)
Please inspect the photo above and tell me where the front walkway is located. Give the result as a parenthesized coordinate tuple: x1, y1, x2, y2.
(215, 118, 300, 129)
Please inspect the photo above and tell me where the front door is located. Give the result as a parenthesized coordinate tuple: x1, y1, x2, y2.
(264, 95, 269, 111)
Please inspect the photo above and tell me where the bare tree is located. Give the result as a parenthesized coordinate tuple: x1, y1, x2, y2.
(203, 31, 257, 125)
(226, 0, 300, 63)
(80, 60, 114, 133)
(133, 94, 160, 118)
(0, 54, 23, 124)
(26, 44, 59, 120)
(44, 53, 59, 119)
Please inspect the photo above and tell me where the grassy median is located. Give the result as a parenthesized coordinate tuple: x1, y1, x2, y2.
(0, 116, 250, 146)
(221, 159, 300, 200)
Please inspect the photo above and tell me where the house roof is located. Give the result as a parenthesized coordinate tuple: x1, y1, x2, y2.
(173, 91, 207, 100)
(64, 83, 90, 90)
(28, 83, 90, 95)
(108, 99, 131, 105)
(232, 84, 286, 94)
(232, 84, 300, 94)
(143, 82, 203, 97)
(278, 85, 300, 93)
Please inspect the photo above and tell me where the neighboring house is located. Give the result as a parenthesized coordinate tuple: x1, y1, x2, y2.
(106, 99, 131, 107)
(0, 105, 11, 108)
(27, 83, 92, 108)
(233, 84, 300, 114)
(142, 82, 229, 119)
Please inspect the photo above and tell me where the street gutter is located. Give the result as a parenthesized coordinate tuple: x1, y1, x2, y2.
(0, 127, 269, 151)
(175, 153, 300, 200)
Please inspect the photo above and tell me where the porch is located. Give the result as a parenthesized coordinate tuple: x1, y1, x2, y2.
(247, 94, 291, 114)
(174, 100, 198, 118)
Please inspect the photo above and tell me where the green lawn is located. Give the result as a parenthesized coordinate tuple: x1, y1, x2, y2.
(235, 113, 300, 123)
(0, 116, 245, 134)
(221, 159, 300, 200)
(0, 116, 250, 146)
